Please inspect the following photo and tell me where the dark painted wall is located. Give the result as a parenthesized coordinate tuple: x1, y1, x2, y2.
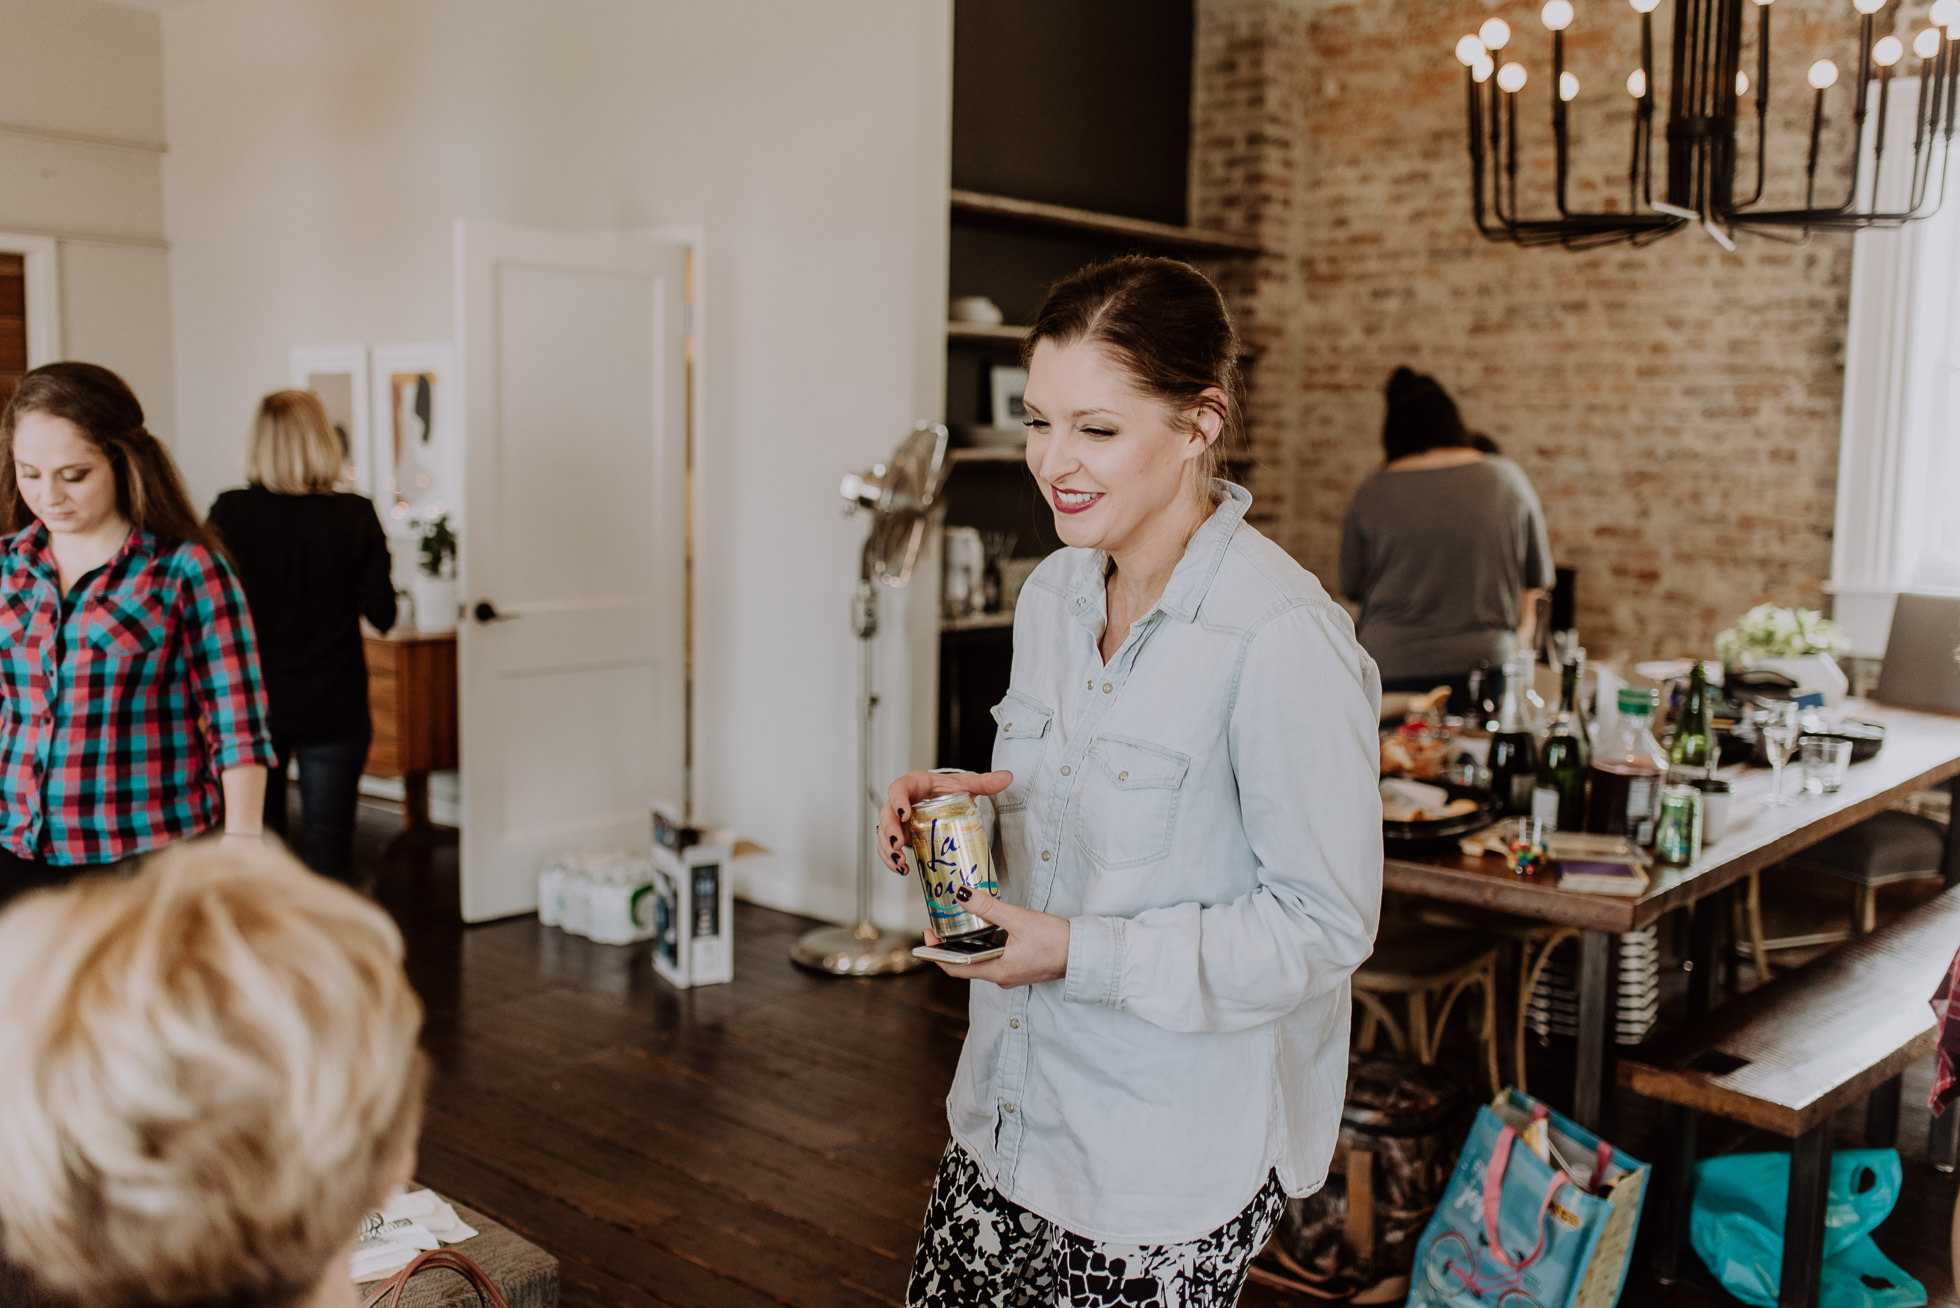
(951, 0, 1195, 225)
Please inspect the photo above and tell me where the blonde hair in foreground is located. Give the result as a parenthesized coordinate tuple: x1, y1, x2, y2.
(0, 842, 427, 1308)
(250, 388, 347, 494)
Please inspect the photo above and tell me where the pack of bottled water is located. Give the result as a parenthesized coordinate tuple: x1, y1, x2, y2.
(537, 851, 658, 947)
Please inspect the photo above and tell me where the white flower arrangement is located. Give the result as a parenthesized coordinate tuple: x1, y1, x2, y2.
(1713, 604, 1848, 668)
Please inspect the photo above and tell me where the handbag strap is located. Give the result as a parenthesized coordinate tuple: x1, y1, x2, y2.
(1483, 1123, 1572, 1272)
(358, 1249, 513, 1308)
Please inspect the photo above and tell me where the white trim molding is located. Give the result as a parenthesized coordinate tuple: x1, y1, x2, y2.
(290, 344, 374, 495)
(0, 232, 62, 364)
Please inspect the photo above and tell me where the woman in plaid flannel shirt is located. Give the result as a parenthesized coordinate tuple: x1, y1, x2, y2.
(0, 362, 276, 905)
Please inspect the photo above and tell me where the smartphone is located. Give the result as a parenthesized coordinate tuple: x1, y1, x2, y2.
(913, 931, 1006, 965)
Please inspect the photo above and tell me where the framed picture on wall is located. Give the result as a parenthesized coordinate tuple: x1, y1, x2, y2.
(988, 365, 1029, 430)
(369, 343, 455, 531)
(288, 345, 372, 494)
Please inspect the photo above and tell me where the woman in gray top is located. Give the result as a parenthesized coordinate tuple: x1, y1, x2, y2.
(878, 258, 1381, 1306)
(1338, 367, 1553, 703)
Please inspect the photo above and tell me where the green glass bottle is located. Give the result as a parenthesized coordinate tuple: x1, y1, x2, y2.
(1531, 656, 1589, 831)
(1668, 660, 1714, 781)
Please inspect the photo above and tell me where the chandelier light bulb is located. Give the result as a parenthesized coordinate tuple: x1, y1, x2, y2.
(1917, 27, 1945, 59)
(1630, 0, 1662, 12)
(1852, 0, 1885, 12)
(1560, 71, 1580, 101)
(1542, 1, 1574, 32)
(1497, 62, 1528, 93)
(1456, 34, 1487, 66)
(1807, 59, 1839, 90)
(1627, 69, 1648, 98)
(1933, 0, 1960, 28)
(1480, 18, 1513, 51)
(1751, 0, 1774, 7)
(1473, 54, 1496, 83)
(1873, 35, 1904, 67)
(1736, 71, 1750, 95)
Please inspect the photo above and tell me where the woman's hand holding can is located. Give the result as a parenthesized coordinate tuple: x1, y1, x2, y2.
(877, 768, 1012, 874)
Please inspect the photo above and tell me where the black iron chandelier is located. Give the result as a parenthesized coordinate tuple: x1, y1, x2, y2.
(1454, 0, 1960, 249)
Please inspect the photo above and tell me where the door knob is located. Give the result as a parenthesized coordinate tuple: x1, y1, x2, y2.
(473, 601, 517, 623)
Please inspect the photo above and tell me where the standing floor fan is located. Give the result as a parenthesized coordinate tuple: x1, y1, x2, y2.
(790, 421, 952, 976)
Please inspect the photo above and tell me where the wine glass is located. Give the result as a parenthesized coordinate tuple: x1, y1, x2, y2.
(1760, 702, 1800, 807)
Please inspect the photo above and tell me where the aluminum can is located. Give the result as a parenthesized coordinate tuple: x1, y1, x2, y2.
(906, 793, 1000, 941)
(1653, 783, 1703, 865)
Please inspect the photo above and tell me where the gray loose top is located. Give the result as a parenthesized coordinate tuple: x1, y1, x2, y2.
(952, 483, 1384, 1244)
(1337, 456, 1554, 684)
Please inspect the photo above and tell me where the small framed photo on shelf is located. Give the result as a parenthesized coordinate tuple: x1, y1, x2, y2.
(988, 365, 1029, 430)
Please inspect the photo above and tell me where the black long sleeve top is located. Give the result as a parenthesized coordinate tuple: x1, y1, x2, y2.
(206, 486, 396, 743)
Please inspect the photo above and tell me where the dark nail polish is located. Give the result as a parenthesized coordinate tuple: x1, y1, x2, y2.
(954, 885, 971, 903)
(889, 834, 899, 846)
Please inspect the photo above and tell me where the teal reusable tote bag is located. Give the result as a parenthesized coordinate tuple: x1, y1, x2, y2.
(1409, 1090, 1649, 1308)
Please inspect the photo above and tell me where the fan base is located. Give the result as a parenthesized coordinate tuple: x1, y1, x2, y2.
(789, 923, 926, 976)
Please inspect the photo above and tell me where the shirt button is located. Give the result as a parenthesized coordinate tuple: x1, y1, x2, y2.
(1060, 765, 1071, 776)
(1118, 770, 1129, 781)
(1087, 679, 1094, 690)
(1009, 1018, 1021, 1029)
(1102, 683, 1113, 694)
(1041, 850, 1051, 861)
(1003, 1102, 1016, 1113)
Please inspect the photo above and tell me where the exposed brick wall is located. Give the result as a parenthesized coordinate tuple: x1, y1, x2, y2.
(1191, 0, 1914, 665)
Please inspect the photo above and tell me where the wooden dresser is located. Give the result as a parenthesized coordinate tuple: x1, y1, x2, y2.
(364, 630, 458, 833)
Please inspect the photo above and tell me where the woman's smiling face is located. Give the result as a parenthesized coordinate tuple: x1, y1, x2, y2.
(1022, 338, 1215, 556)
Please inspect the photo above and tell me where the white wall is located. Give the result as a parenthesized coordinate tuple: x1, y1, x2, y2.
(161, 0, 951, 929)
(0, 0, 175, 442)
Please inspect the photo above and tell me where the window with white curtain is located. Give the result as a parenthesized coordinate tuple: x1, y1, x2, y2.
(1831, 79, 1960, 656)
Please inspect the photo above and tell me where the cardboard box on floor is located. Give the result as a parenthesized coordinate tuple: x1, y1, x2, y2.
(650, 802, 769, 990)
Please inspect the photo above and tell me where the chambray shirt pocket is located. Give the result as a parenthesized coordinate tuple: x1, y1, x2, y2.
(990, 689, 1053, 904)
(989, 688, 1053, 813)
(1073, 734, 1190, 871)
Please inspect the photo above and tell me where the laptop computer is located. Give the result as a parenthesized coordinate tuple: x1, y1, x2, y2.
(1876, 593, 1960, 712)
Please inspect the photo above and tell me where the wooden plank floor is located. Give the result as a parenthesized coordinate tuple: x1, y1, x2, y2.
(361, 803, 1958, 1307)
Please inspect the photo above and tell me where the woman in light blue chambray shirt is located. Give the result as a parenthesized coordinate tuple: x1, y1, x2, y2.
(880, 258, 1383, 1308)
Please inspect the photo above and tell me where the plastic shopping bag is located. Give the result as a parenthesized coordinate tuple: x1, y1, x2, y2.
(1689, 1149, 1925, 1308)
(1409, 1089, 1649, 1308)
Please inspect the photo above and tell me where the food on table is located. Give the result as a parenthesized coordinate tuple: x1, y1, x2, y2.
(1380, 778, 1479, 824)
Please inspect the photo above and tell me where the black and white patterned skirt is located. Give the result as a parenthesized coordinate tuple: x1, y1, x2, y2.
(906, 1142, 1285, 1308)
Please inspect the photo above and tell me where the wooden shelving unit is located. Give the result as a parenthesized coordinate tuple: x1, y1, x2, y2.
(950, 444, 1026, 463)
(942, 610, 1017, 633)
(950, 189, 1263, 258)
(947, 320, 1029, 345)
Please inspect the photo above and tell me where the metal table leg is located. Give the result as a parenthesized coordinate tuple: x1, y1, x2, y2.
(1652, 1103, 1700, 1284)
(1932, 1105, 1959, 1174)
(1574, 928, 1613, 1131)
(1779, 1124, 1831, 1308)
(1943, 776, 1960, 889)
(1686, 886, 1731, 1018)
(1866, 1075, 1903, 1149)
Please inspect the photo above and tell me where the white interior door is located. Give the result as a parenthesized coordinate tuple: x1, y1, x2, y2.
(455, 220, 689, 922)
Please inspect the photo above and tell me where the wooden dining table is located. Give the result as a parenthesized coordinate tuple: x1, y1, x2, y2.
(1383, 700, 1960, 1132)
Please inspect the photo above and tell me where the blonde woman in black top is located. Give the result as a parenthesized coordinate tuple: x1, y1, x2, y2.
(208, 391, 395, 882)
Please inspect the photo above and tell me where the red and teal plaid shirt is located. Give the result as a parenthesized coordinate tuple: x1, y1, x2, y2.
(0, 524, 276, 866)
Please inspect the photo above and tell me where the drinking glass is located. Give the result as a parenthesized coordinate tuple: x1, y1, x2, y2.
(1760, 703, 1800, 807)
(1801, 736, 1853, 795)
(1496, 816, 1551, 876)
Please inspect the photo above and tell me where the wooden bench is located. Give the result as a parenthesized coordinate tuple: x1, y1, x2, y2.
(1617, 885, 1960, 1308)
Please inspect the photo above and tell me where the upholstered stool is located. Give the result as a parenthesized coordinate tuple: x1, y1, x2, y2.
(1784, 810, 1949, 936)
(1354, 922, 1502, 1093)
